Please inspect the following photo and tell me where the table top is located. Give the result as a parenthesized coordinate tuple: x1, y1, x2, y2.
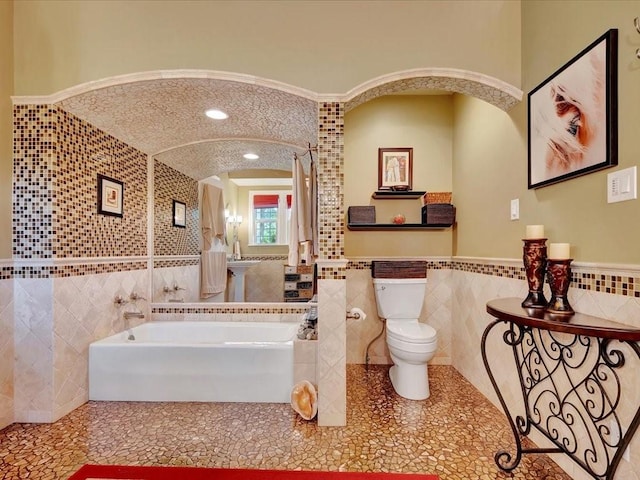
(486, 297, 640, 342)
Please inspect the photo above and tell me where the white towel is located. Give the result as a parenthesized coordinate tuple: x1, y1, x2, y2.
(288, 156, 312, 266)
(200, 251, 227, 299)
(201, 184, 225, 251)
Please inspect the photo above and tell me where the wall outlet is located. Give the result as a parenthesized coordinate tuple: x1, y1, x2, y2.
(608, 166, 637, 203)
(510, 199, 519, 220)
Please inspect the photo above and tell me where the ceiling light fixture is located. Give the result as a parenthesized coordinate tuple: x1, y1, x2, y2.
(205, 109, 228, 120)
(243, 153, 259, 160)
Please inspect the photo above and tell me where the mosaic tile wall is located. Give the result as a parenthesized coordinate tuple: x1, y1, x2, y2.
(154, 159, 199, 256)
(55, 108, 147, 258)
(13, 105, 56, 259)
(11, 104, 151, 424)
(13, 105, 148, 262)
(317, 102, 344, 263)
(315, 102, 347, 426)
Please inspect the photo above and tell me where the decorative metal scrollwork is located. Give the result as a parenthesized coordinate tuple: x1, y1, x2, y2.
(482, 313, 640, 480)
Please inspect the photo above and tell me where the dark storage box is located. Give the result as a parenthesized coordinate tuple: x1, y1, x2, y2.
(348, 206, 375, 224)
(371, 260, 427, 279)
(421, 203, 456, 226)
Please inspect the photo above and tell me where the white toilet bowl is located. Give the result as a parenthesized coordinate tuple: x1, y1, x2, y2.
(386, 319, 438, 400)
(371, 264, 438, 401)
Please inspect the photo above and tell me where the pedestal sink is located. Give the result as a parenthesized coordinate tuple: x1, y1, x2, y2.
(227, 260, 260, 302)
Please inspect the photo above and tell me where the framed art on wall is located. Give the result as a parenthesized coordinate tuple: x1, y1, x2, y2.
(378, 147, 413, 190)
(97, 174, 124, 217)
(528, 29, 618, 189)
(173, 200, 186, 228)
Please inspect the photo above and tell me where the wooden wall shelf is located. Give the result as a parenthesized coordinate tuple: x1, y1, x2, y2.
(371, 191, 426, 200)
(347, 223, 450, 231)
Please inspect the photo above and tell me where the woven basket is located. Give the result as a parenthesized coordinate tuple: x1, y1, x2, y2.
(423, 192, 452, 204)
(371, 261, 427, 279)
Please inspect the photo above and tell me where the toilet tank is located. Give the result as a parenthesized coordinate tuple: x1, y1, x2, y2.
(373, 278, 426, 319)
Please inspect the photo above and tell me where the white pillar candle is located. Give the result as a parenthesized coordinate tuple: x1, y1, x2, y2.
(548, 243, 571, 260)
(525, 225, 545, 239)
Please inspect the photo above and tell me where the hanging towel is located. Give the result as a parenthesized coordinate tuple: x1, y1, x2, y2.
(309, 159, 318, 259)
(201, 184, 225, 251)
(200, 250, 227, 299)
(288, 156, 311, 266)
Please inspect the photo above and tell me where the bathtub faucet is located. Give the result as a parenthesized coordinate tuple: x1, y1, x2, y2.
(114, 295, 128, 306)
(123, 311, 145, 320)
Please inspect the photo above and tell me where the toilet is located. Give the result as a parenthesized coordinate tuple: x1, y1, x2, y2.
(372, 261, 438, 400)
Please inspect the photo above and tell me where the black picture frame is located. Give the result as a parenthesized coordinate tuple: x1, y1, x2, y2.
(172, 200, 186, 228)
(528, 29, 618, 189)
(97, 174, 124, 217)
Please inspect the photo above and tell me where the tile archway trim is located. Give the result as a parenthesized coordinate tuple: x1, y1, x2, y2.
(10, 69, 320, 105)
(337, 68, 523, 112)
(12, 68, 522, 112)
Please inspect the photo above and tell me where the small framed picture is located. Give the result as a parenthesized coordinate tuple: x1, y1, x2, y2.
(378, 147, 413, 191)
(97, 174, 124, 217)
(173, 200, 186, 228)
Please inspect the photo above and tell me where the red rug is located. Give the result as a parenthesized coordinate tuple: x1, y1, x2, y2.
(69, 465, 439, 480)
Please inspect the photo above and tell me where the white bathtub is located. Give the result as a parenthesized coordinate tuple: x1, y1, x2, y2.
(89, 321, 297, 403)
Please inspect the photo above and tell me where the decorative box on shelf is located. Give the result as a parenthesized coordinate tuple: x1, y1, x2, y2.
(347, 206, 376, 224)
(421, 203, 456, 226)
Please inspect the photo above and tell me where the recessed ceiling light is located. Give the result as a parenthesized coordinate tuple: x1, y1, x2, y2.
(205, 109, 228, 120)
(243, 153, 259, 160)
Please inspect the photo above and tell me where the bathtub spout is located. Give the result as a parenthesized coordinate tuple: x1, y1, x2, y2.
(123, 311, 145, 320)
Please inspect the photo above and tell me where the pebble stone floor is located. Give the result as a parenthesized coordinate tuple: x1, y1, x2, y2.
(0, 365, 572, 480)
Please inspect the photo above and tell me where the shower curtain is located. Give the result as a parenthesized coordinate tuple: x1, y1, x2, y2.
(200, 184, 227, 299)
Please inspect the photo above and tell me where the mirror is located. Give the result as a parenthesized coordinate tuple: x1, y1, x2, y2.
(152, 144, 314, 304)
(55, 75, 319, 304)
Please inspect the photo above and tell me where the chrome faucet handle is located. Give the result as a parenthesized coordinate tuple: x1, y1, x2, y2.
(173, 283, 186, 291)
(130, 292, 147, 301)
(114, 295, 129, 306)
(163, 285, 172, 293)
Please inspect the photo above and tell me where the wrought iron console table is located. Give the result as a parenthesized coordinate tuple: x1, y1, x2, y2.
(482, 298, 640, 480)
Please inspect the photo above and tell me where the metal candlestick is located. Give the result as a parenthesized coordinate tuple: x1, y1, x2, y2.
(522, 238, 548, 309)
(546, 259, 574, 316)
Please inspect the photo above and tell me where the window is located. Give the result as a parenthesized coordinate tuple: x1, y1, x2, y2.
(249, 191, 291, 245)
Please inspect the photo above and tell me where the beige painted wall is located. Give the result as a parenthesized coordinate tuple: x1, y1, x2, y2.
(12, 0, 521, 95)
(0, 2, 12, 259)
(454, 0, 640, 263)
(344, 95, 453, 257)
(452, 96, 527, 258)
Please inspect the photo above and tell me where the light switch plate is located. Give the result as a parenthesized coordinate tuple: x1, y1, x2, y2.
(510, 198, 519, 220)
(608, 167, 637, 203)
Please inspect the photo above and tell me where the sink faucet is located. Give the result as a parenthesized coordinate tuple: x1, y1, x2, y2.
(163, 283, 185, 293)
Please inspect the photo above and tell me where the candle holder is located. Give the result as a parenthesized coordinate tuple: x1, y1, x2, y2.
(522, 238, 548, 309)
(546, 259, 574, 316)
